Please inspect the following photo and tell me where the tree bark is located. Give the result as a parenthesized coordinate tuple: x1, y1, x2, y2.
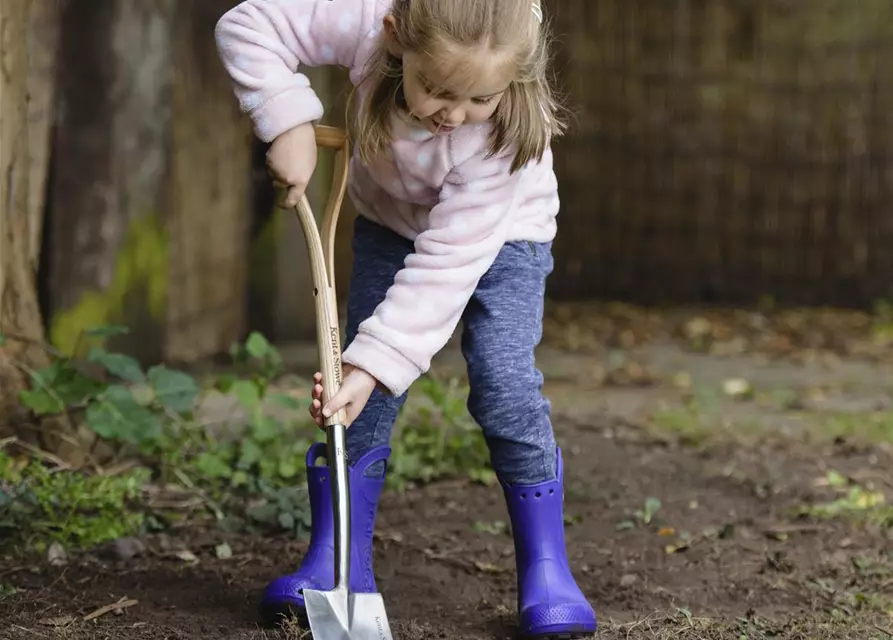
(0, 0, 59, 441)
(26, 0, 62, 271)
(47, 0, 174, 363)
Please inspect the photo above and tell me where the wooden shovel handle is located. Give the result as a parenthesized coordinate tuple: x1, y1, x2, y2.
(294, 124, 351, 427)
(314, 124, 348, 150)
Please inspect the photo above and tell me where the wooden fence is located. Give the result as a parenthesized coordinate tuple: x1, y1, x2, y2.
(545, 0, 893, 307)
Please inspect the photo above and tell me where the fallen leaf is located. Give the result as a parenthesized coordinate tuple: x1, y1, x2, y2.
(665, 542, 690, 554)
(174, 549, 198, 563)
(722, 378, 753, 400)
(474, 561, 505, 574)
(563, 513, 583, 526)
(39, 615, 76, 627)
(473, 520, 508, 535)
(672, 371, 692, 390)
(99, 537, 146, 562)
(374, 531, 404, 543)
(619, 574, 637, 588)
(684, 317, 713, 341)
(215, 543, 233, 559)
(47, 542, 67, 567)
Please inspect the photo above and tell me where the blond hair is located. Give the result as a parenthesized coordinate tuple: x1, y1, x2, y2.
(349, 0, 567, 173)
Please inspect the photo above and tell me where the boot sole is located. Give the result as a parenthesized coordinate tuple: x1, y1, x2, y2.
(525, 633, 596, 639)
(522, 630, 597, 639)
(521, 603, 597, 639)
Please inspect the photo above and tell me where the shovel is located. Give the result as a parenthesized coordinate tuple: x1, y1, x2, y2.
(291, 124, 395, 640)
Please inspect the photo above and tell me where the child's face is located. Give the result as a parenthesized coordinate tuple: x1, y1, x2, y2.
(400, 49, 509, 135)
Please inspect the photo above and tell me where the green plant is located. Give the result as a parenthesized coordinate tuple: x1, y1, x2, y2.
(651, 403, 713, 446)
(19, 324, 200, 452)
(617, 496, 663, 531)
(0, 448, 150, 550)
(798, 471, 892, 528)
(6, 325, 502, 553)
(11, 326, 319, 548)
(196, 332, 321, 495)
(388, 375, 494, 490)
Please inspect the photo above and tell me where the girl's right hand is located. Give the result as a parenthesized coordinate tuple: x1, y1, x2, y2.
(267, 122, 318, 207)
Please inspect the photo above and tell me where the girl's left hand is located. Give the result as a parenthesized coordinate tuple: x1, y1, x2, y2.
(308, 364, 379, 429)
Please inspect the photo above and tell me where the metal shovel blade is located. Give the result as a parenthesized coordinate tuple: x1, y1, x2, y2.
(304, 587, 394, 640)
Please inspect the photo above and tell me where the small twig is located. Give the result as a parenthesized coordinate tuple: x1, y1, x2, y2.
(0, 564, 31, 579)
(46, 566, 70, 591)
(874, 625, 893, 639)
(622, 614, 655, 640)
(96, 459, 139, 477)
(82, 596, 138, 621)
(763, 524, 826, 536)
(11, 625, 47, 638)
(172, 467, 195, 489)
(420, 547, 484, 574)
(4, 421, 101, 469)
(0, 436, 70, 470)
(172, 468, 224, 520)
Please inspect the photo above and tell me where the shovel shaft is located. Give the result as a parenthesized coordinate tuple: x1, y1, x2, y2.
(292, 124, 353, 592)
(298, 125, 396, 640)
(327, 422, 351, 590)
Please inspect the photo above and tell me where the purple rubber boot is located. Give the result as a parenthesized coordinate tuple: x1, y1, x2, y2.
(260, 442, 390, 624)
(501, 447, 597, 638)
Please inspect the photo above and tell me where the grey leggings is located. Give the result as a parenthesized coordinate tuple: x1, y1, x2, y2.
(342, 215, 558, 486)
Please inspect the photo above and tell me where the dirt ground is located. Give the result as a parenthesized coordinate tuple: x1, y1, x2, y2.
(3, 306, 893, 639)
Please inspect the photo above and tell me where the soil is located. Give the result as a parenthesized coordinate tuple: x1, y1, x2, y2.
(3, 326, 893, 640)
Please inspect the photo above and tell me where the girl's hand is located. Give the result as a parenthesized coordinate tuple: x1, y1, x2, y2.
(308, 364, 379, 429)
(267, 122, 318, 208)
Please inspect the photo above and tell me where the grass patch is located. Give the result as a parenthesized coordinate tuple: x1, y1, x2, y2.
(650, 382, 893, 450)
(821, 411, 893, 445)
(797, 470, 893, 530)
(650, 403, 716, 446)
(0, 450, 149, 551)
(648, 392, 765, 447)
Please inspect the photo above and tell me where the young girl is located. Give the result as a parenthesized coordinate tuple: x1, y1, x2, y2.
(215, 0, 597, 636)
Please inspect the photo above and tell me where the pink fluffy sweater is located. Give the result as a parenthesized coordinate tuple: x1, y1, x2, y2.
(216, 0, 561, 397)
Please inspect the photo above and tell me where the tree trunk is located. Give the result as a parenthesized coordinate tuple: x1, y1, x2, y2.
(0, 1, 61, 444)
(47, 0, 175, 363)
(27, 0, 63, 271)
(46, 0, 253, 364)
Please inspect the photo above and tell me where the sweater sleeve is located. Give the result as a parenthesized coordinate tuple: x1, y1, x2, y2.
(214, 0, 379, 142)
(342, 149, 524, 397)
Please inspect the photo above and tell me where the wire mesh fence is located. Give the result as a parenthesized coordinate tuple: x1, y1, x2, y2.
(545, 0, 893, 308)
